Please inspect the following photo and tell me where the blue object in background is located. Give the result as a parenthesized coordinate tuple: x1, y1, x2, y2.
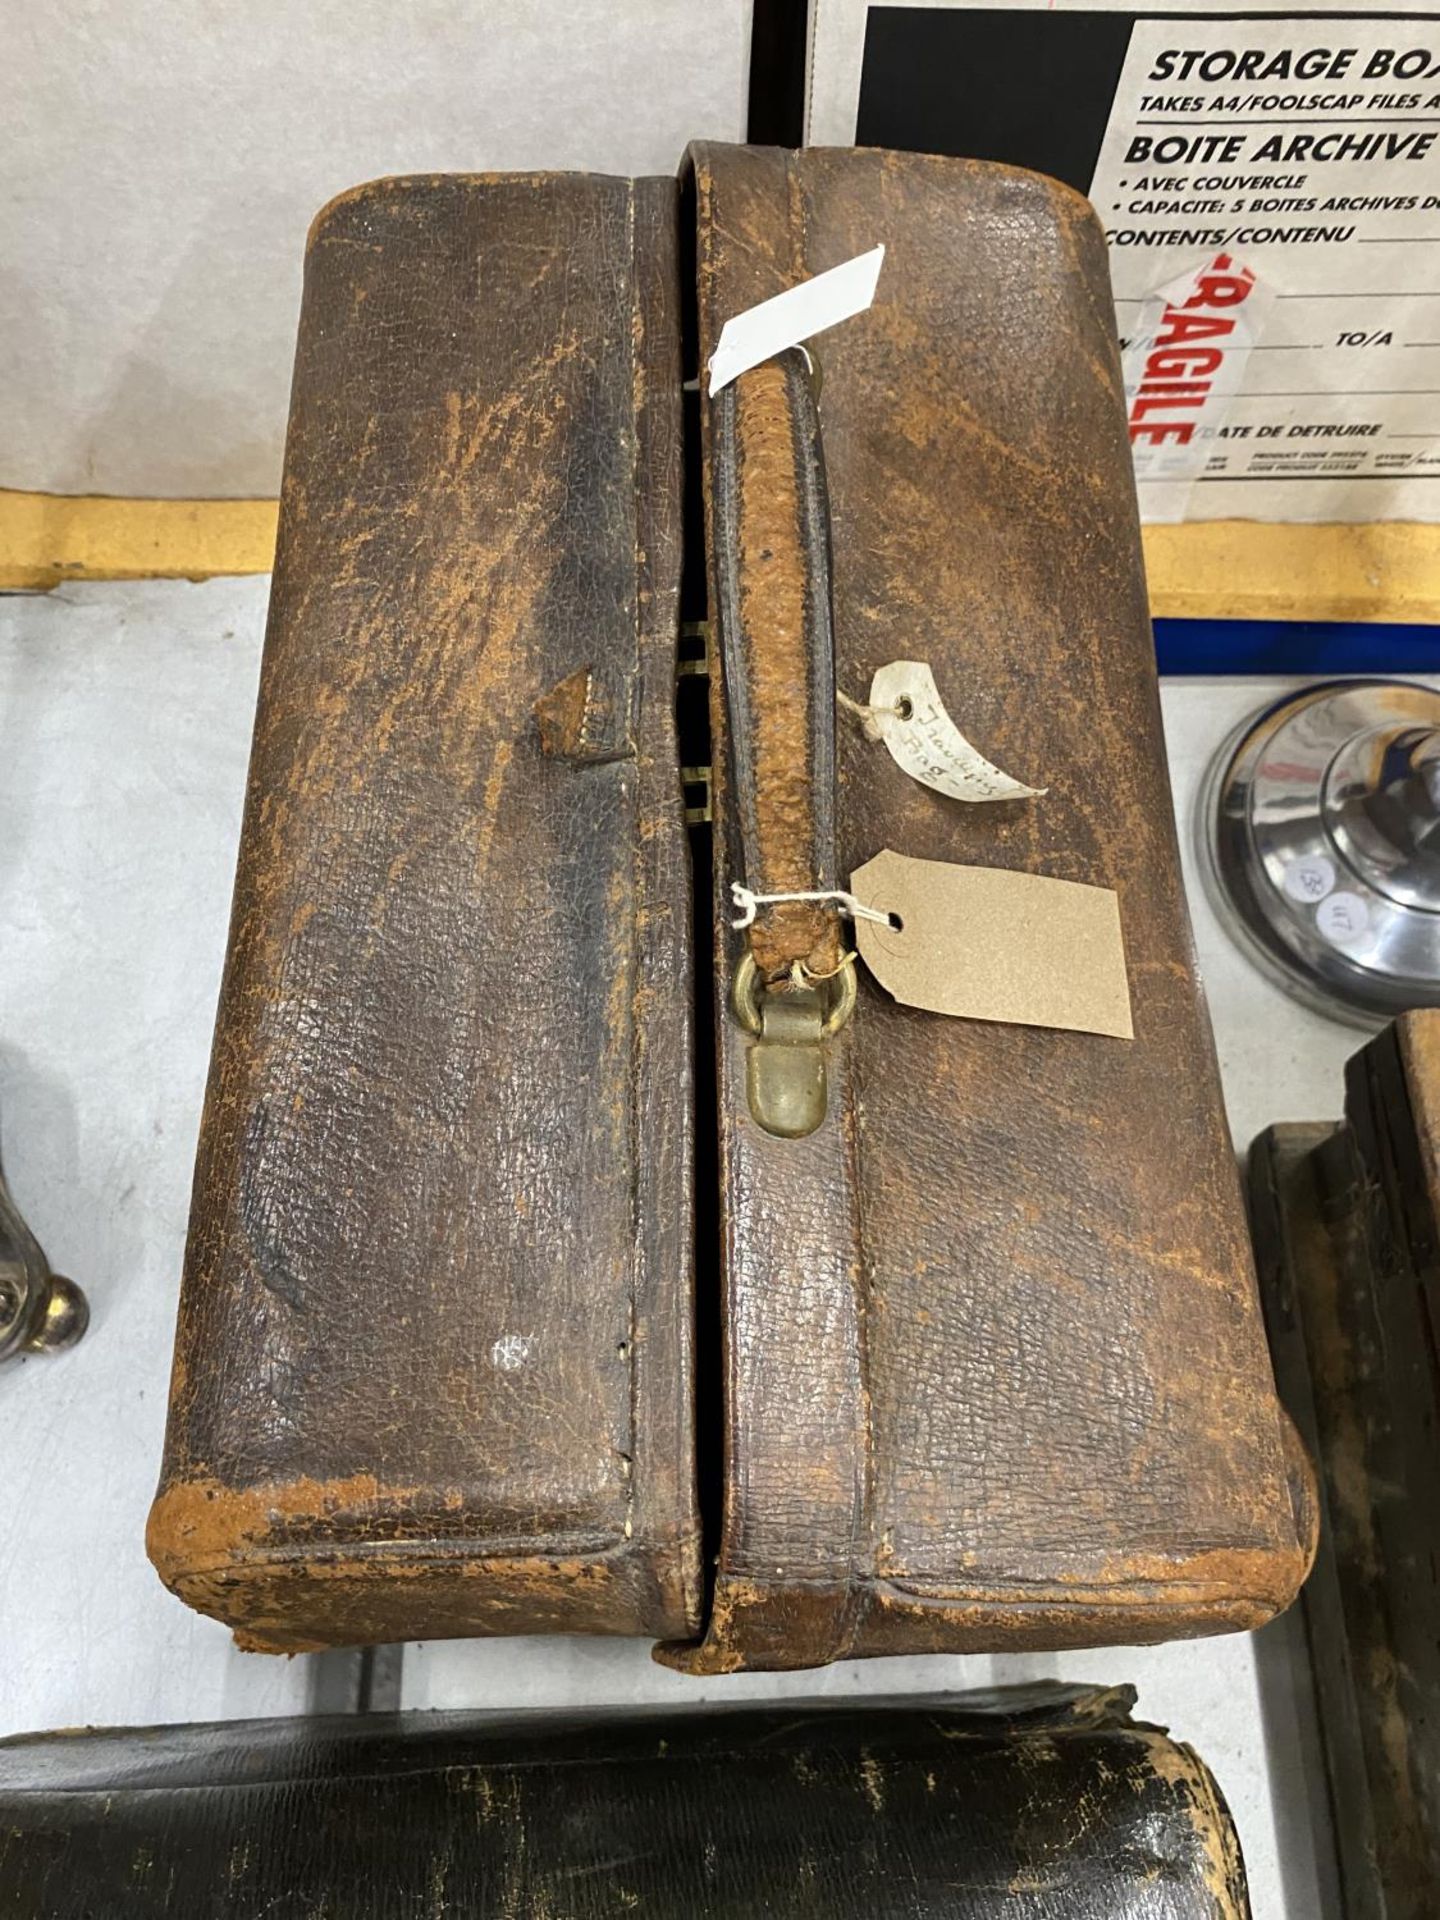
(1155, 619, 1440, 677)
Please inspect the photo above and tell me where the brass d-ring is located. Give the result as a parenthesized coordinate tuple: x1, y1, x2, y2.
(731, 951, 764, 1034)
(731, 950, 857, 1037)
(823, 957, 858, 1035)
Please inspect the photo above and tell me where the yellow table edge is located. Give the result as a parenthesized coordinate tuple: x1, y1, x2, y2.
(2, 491, 1438, 626)
(0, 495, 279, 593)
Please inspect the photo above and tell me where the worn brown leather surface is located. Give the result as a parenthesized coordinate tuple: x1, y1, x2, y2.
(151, 145, 1311, 1670)
(147, 172, 700, 1650)
(675, 144, 1314, 1670)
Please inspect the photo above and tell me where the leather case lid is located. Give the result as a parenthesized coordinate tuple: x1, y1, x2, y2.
(0, 1692, 1249, 1919)
(684, 144, 1311, 1670)
(147, 173, 700, 1650)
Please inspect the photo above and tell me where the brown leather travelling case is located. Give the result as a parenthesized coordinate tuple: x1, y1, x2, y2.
(148, 144, 1315, 1668)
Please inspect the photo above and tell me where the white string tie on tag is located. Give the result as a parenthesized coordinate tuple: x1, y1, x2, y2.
(836, 686, 904, 740)
(730, 882, 893, 931)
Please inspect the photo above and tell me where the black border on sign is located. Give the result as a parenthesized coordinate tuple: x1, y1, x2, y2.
(858, 6, 1135, 190)
(750, 0, 813, 144)
(856, 8, 1440, 195)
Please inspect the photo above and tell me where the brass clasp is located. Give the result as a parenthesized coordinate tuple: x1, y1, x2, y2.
(731, 952, 856, 1139)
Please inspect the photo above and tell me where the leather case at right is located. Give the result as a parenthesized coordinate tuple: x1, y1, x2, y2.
(1251, 1011, 1440, 1917)
(677, 144, 1316, 1670)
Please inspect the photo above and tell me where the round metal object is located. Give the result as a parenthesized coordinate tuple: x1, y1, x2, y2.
(0, 1135, 90, 1363)
(0, 1266, 89, 1361)
(731, 949, 858, 1037)
(28, 1275, 90, 1353)
(1199, 678, 1440, 1027)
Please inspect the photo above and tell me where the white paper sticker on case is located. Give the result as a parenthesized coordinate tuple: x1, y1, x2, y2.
(707, 246, 885, 396)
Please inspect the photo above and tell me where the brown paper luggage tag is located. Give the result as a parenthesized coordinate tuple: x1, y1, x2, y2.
(850, 850, 1133, 1040)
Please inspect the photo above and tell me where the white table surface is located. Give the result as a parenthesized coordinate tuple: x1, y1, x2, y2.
(1, 576, 1373, 1917)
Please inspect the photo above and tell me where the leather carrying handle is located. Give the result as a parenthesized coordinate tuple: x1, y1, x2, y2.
(712, 348, 842, 986)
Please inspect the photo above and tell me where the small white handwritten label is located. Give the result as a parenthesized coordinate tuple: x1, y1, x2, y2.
(1317, 891, 1370, 946)
(1283, 856, 1336, 905)
(864, 662, 1043, 804)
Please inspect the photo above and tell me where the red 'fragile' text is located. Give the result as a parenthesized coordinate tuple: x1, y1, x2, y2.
(1128, 254, 1259, 447)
